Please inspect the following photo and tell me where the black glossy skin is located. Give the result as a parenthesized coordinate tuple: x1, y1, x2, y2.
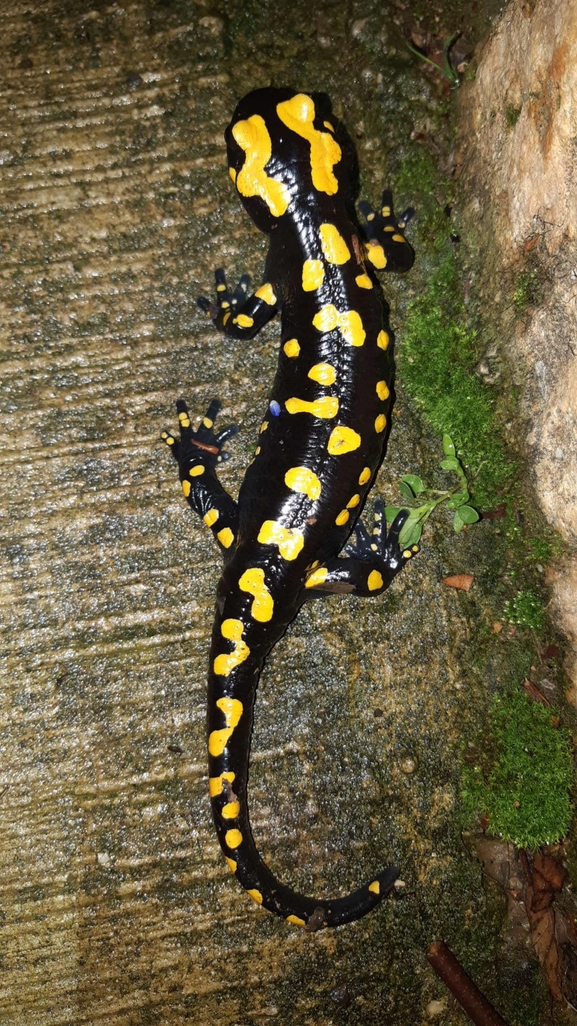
(162, 88, 417, 930)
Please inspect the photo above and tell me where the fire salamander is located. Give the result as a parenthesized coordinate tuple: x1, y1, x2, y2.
(162, 88, 418, 930)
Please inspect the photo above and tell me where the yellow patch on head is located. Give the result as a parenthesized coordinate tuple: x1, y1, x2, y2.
(225, 828, 243, 850)
(367, 570, 383, 592)
(276, 94, 342, 195)
(355, 273, 373, 289)
(368, 880, 380, 894)
(302, 259, 325, 291)
(327, 425, 361, 456)
(203, 509, 219, 527)
(283, 338, 300, 358)
(238, 567, 274, 623)
(365, 241, 387, 269)
(285, 466, 322, 501)
(338, 309, 365, 347)
(376, 380, 390, 401)
(335, 509, 350, 526)
(182, 480, 191, 498)
(258, 520, 305, 561)
(223, 312, 231, 325)
(233, 313, 254, 328)
(285, 396, 339, 419)
(208, 695, 244, 755)
(254, 283, 277, 305)
(375, 414, 387, 433)
(286, 914, 307, 928)
(308, 362, 336, 386)
(189, 465, 205, 477)
(212, 622, 250, 679)
(319, 223, 351, 265)
(305, 566, 328, 589)
(209, 770, 236, 798)
(217, 527, 234, 549)
(221, 801, 241, 819)
(312, 304, 338, 333)
(248, 888, 264, 905)
(377, 330, 390, 350)
(359, 467, 371, 485)
(232, 114, 291, 216)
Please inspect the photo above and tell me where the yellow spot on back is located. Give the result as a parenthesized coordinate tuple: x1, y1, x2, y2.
(182, 480, 191, 498)
(254, 283, 277, 304)
(366, 241, 387, 269)
(312, 304, 338, 333)
(327, 425, 361, 456)
(286, 914, 307, 928)
(232, 114, 290, 216)
(285, 466, 322, 501)
(209, 698, 243, 758)
(338, 309, 365, 347)
(377, 330, 390, 350)
(368, 880, 380, 894)
(347, 494, 361, 508)
(375, 414, 387, 433)
(376, 380, 390, 401)
(285, 395, 338, 419)
(209, 771, 236, 798)
(225, 857, 237, 873)
(276, 94, 342, 194)
(233, 313, 254, 328)
(355, 273, 373, 289)
(229, 167, 237, 184)
(203, 509, 219, 527)
(335, 509, 350, 526)
(238, 567, 274, 622)
(260, 421, 269, 432)
(212, 622, 250, 679)
(189, 465, 205, 477)
(248, 888, 264, 905)
(302, 259, 325, 291)
(319, 222, 351, 264)
(283, 338, 300, 358)
(223, 312, 231, 325)
(308, 362, 336, 385)
(305, 566, 328, 589)
(225, 828, 243, 850)
(217, 527, 234, 549)
(358, 467, 371, 485)
(258, 520, 304, 560)
(221, 801, 241, 819)
(368, 570, 383, 591)
(392, 233, 406, 243)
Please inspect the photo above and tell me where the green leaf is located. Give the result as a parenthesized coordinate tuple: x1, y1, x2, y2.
(457, 505, 480, 524)
(447, 491, 470, 509)
(442, 434, 456, 457)
(399, 518, 423, 549)
(401, 474, 425, 495)
(400, 480, 416, 501)
(453, 511, 465, 532)
(385, 506, 403, 523)
(440, 456, 460, 472)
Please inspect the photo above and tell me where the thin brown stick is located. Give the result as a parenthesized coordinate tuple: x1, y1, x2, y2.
(427, 940, 510, 1026)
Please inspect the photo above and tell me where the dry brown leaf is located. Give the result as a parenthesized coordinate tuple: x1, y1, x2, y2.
(442, 573, 474, 591)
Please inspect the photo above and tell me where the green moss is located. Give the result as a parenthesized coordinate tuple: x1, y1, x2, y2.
(398, 254, 512, 507)
(462, 691, 573, 849)
(504, 588, 546, 633)
(513, 269, 542, 311)
(505, 103, 522, 128)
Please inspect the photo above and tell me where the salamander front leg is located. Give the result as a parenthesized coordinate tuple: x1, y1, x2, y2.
(161, 398, 239, 553)
(359, 189, 415, 273)
(198, 267, 279, 340)
(305, 504, 419, 596)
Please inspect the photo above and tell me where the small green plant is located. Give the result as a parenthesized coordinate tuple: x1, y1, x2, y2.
(462, 691, 573, 849)
(407, 31, 461, 87)
(513, 269, 542, 311)
(385, 434, 479, 549)
(504, 588, 546, 633)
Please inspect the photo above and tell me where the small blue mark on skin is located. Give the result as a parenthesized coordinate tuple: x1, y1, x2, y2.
(269, 400, 281, 417)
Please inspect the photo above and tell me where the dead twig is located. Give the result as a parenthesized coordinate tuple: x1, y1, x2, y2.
(427, 940, 511, 1026)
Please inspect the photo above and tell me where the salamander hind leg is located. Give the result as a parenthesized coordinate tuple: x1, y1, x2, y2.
(359, 189, 415, 273)
(305, 503, 419, 597)
(161, 398, 239, 553)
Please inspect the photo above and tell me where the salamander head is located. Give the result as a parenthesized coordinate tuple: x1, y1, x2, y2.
(225, 87, 349, 232)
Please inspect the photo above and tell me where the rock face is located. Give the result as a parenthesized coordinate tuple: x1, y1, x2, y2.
(458, 0, 577, 698)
